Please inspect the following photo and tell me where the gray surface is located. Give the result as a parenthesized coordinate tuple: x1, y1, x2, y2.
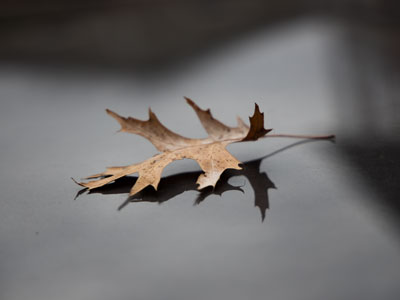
(1, 19, 399, 300)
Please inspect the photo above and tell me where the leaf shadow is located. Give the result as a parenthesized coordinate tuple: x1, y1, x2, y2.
(76, 139, 325, 221)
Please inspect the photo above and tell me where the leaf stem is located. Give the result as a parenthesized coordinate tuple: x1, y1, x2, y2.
(264, 134, 335, 140)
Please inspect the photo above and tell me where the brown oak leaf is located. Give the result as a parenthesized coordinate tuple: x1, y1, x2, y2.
(75, 98, 272, 196)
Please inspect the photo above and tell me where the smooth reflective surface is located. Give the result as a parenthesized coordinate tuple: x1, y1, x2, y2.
(1, 19, 399, 300)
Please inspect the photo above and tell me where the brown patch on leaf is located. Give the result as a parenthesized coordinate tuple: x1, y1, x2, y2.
(242, 103, 272, 141)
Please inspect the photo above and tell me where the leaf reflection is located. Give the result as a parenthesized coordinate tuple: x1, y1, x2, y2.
(76, 140, 322, 221)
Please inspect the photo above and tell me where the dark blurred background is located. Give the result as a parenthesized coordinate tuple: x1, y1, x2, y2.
(0, 0, 399, 68)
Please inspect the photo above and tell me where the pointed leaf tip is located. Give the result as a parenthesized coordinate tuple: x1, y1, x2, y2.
(185, 96, 197, 109)
(106, 109, 118, 118)
(148, 108, 159, 121)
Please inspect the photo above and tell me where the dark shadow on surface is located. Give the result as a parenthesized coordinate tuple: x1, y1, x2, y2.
(76, 139, 323, 221)
(339, 141, 400, 217)
(327, 22, 400, 227)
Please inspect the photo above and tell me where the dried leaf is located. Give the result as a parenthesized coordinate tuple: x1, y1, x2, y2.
(75, 98, 272, 196)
